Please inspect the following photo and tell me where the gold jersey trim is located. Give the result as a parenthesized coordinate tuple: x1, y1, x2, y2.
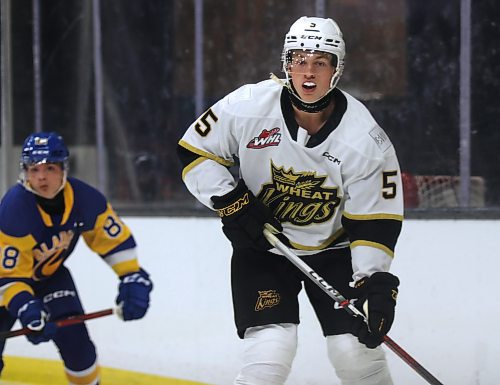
(182, 157, 208, 180)
(343, 212, 403, 221)
(112, 259, 140, 277)
(3, 284, 34, 308)
(289, 228, 346, 251)
(350, 240, 395, 258)
(179, 140, 234, 179)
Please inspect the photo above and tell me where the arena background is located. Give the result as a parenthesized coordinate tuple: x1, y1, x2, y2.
(0, 1, 499, 384)
(1, 0, 500, 217)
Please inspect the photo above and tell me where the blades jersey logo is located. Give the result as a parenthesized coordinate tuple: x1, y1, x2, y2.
(246, 128, 281, 149)
(258, 161, 341, 226)
(33, 230, 76, 281)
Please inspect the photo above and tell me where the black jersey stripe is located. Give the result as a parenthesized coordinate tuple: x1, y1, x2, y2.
(177, 140, 234, 168)
(341, 214, 402, 254)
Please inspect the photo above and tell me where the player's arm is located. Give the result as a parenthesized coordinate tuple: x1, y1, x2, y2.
(81, 196, 152, 321)
(82, 202, 139, 275)
(341, 145, 403, 281)
(177, 141, 236, 209)
(178, 92, 249, 209)
(0, 229, 37, 307)
(0, 232, 57, 344)
(341, 140, 403, 348)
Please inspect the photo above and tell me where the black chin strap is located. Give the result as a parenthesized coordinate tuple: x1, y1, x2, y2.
(287, 83, 335, 113)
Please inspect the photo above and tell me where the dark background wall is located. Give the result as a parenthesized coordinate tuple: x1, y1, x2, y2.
(2, 0, 500, 211)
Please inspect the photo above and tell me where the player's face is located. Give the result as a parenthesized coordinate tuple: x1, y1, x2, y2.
(26, 162, 64, 199)
(288, 50, 335, 102)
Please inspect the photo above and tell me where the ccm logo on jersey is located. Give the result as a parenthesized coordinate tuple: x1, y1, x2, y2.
(43, 290, 77, 303)
(322, 151, 341, 165)
(246, 128, 281, 149)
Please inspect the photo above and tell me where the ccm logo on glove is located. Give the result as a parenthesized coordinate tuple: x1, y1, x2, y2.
(116, 268, 153, 321)
(121, 272, 152, 286)
(211, 179, 283, 251)
(216, 192, 250, 217)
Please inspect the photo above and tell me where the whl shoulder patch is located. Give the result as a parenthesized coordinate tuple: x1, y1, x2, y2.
(369, 126, 392, 152)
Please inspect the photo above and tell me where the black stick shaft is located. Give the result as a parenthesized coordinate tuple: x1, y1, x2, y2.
(263, 228, 443, 385)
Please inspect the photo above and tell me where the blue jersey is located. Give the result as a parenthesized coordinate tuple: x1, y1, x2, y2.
(0, 177, 139, 310)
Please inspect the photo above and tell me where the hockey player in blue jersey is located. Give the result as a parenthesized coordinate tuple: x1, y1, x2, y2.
(0, 132, 153, 385)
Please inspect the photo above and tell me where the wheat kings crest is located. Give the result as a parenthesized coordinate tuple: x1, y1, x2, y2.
(258, 162, 341, 226)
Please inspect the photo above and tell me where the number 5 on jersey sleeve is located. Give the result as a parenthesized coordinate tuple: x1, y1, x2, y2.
(195, 108, 219, 137)
(382, 171, 398, 199)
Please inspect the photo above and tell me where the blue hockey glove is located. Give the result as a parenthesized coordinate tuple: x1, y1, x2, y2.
(351, 272, 399, 348)
(116, 268, 153, 321)
(17, 299, 57, 345)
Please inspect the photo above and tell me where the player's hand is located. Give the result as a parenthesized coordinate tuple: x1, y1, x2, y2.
(211, 179, 283, 251)
(116, 268, 153, 321)
(17, 299, 57, 345)
(351, 272, 399, 348)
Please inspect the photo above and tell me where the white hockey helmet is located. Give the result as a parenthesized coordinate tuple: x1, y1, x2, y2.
(280, 16, 346, 112)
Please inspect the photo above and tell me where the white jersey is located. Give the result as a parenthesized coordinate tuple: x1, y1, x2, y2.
(178, 79, 403, 281)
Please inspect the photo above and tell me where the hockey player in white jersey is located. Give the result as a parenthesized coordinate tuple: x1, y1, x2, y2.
(178, 16, 403, 385)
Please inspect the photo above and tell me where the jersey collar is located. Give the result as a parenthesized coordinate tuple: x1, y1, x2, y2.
(36, 181, 75, 227)
(280, 87, 347, 148)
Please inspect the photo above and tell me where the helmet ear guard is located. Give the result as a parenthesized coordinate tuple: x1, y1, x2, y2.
(278, 16, 346, 112)
(19, 132, 70, 196)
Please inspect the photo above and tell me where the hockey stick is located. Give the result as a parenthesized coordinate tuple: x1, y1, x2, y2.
(263, 227, 444, 385)
(0, 308, 115, 340)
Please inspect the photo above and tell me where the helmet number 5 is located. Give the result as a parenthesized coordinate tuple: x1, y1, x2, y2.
(382, 171, 398, 199)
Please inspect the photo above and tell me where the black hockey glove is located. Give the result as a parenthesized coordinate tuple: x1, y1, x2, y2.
(211, 180, 283, 251)
(351, 272, 399, 348)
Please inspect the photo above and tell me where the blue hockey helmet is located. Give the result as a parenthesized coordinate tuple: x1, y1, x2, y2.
(19, 132, 70, 196)
(20, 132, 69, 167)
